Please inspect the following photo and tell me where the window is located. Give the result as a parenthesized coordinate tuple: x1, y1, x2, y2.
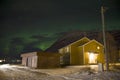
(64, 47, 69, 53)
(65, 47, 69, 53)
(59, 49, 63, 53)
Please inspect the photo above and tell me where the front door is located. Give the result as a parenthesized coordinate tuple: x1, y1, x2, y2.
(88, 52, 98, 64)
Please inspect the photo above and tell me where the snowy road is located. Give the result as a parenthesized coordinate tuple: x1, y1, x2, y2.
(0, 64, 120, 80)
(0, 64, 50, 80)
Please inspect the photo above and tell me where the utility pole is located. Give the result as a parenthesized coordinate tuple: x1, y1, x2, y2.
(101, 6, 109, 71)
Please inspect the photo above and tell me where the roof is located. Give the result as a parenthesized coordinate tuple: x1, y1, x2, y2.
(21, 52, 37, 57)
(21, 52, 61, 57)
(68, 37, 90, 46)
(59, 37, 90, 50)
(78, 39, 103, 47)
(46, 31, 118, 52)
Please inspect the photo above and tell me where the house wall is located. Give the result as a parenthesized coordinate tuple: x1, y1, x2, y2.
(31, 56, 38, 68)
(70, 45, 79, 65)
(27, 57, 32, 67)
(58, 38, 105, 65)
(37, 54, 60, 68)
(58, 37, 90, 65)
(21, 52, 38, 68)
(83, 40, 104, 64)
(21, 52, 60, 68)
(59, 46, 71, 65)
(22, 57, 27, 66)
(59, 46, 70, 54)
(70, 38, 90, 65)
(77, 47, 84, 65)
(22, 56, 38, 68)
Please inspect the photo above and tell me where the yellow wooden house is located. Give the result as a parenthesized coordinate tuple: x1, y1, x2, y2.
(58, 37, 105, 65)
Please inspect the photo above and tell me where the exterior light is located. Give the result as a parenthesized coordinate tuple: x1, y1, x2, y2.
(97, 46, 100, 49)
(0, 60, 2, 62)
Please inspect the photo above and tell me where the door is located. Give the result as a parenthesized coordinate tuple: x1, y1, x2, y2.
(88, 52, 98, 64)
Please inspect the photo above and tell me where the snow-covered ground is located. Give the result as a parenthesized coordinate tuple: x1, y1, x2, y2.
(0, 64, 120, 80)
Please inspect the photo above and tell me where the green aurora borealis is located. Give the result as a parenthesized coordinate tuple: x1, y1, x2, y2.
(0, 0, 120, 57)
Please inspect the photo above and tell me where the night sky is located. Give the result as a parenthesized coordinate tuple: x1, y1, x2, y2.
(0, 0, 120, 58)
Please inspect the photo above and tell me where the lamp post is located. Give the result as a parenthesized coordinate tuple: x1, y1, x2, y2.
(101, 6, 109, 71)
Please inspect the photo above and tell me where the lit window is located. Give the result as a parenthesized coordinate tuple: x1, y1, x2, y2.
(59, 49, 63, 53)
(66, 47, 69, 52)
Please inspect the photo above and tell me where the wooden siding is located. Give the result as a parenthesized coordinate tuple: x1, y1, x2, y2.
(21, 52, 60, 68)
(58, 37, 105, 65)
(70, 38, 90, 65)
(77, 46, 84, 65)
(83, 40, 105, 64)
(37, 54, 60, 68)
